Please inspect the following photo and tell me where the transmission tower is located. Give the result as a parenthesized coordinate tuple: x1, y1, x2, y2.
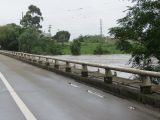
(100, 19, 103, 37)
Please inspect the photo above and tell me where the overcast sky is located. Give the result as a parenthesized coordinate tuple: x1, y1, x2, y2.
(0, 0, 132, 39)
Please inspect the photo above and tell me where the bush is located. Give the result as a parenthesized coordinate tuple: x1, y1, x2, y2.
(31, 46, 43, 54)
(74, 35, 105, 43)
(93, 44, 109, 55)
(70, 40, 81, 55)
(37, 38, 63, 55)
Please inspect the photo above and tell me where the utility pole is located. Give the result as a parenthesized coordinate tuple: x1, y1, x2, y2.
(47, 25, 52, 38)
(100, 18, 103, 37)
(48, 25, 52, 34)
(22, 12, 24, 19)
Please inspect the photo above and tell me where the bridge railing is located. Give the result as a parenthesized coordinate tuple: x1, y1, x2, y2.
(1, 50, 160, 94)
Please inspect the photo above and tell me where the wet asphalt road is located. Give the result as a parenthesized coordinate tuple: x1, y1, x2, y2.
(0, 54, 160, 120)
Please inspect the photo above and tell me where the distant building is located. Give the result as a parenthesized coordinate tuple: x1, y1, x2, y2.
(105, 36, 116, 43)
(41, 32, 52, 38)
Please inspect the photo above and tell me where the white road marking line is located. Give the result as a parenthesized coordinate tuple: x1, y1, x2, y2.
(70, 84, 79, 88)
(0, 72, 37, 120)
(128, 106, 136, 110)
(69, 82, 79, 88)
(87, 90, 104, 98)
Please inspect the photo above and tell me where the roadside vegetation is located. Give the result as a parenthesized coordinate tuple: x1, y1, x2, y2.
(109, 0, 160, 70)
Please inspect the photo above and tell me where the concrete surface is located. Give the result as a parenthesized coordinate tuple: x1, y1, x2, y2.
(0, 54, 160, 120)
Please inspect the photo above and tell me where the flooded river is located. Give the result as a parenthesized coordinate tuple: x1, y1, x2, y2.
(53, 54, 133, 78)
(54, 54, 131, 67)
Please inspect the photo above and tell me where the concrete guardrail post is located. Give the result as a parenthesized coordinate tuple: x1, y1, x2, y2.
(140, 76, 152, 94)
(104, 68, 113, 84)
(15, 52, 17, 57)
(38, 57, 42, 64)
(24, 53, 27, 61)
(21, 53, 24, 59)
(20, 53, 23, 59)
(27, 54, 30, 61)
(31, 55, 33, 62)
(14, 52, 16, 57)
(81, 64, 88, 77)
(20, 53, 22, 58)
(19, 53, 21, 59)
(28, 55, 32, 61)
(18, 53, 20, 59)
(23, 53, 26, 60)
(11, 51, 14, 56)
(54, 60, 59, 69)
(8, 52, 11, 56)
(45, 58, 50, 66)
(33, 56, 37, 63)
(23, 53, 26, 59)
(65, 62, 71, 72)
(30, 55, 33, 62)
(14, 52, 16, 56)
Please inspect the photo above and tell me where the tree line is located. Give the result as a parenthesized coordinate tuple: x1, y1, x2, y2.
(0, 5, 72, 55)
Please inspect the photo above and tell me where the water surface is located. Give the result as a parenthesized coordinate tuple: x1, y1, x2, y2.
(53, 54, 132, 78)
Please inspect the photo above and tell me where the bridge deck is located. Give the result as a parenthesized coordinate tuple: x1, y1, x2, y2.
(0, 54, 160, 120)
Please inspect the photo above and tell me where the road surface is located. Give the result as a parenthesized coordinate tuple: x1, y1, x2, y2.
(0, 54, 159, 120)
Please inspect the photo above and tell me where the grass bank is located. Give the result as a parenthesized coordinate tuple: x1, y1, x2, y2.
(60, 42, 123, 55)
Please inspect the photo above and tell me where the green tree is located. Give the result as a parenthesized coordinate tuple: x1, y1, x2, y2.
(78, 35, 84, 42)
(18, 28, 40, 53)
(19, 5, 43, 53)
(70, 40, 81, 55)
(109, 0, 160, 69)
(20, 5, 43, 30)
(54, 31, 70, 43)
(0, 24, 21, 51)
